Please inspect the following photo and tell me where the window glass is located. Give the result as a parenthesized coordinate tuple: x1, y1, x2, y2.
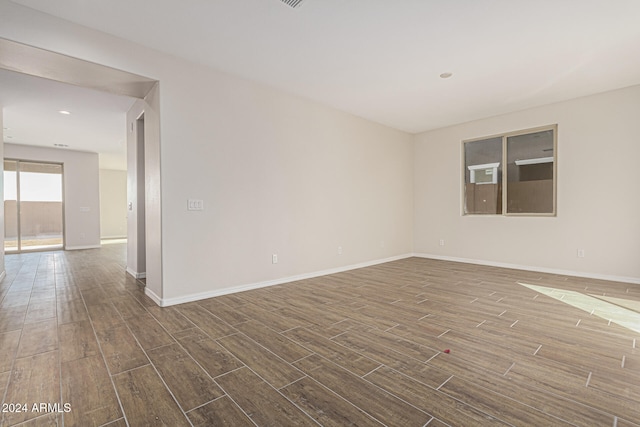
(464, 137, 502, 215)
(463, 126, 556, 216)
(506, 130, 555, 214)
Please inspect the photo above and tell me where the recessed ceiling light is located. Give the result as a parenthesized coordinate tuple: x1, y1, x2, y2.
(439, 72, 453, 79)
(58, 110, 71, 115)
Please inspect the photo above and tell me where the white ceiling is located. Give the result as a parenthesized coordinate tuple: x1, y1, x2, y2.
(3, 0, 640, 167)
(0, 68, 135, 170)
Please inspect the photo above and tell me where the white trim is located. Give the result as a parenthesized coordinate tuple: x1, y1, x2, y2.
(468, 162, 499, 184)
(145, 287, 163, 306)
(65, 245, 101, 250)
(156, 253, 414, 307)
(413, 253, 640, 285)
(515, 157, 553, 166)
(126, 267, 146, 279)
(0, 270, 6, 283)
(468, 162, 500, 170)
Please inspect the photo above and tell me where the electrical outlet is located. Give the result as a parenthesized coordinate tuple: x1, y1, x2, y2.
(272, 254, 278, 264)
(439, 239, 445, 246)
(577, 249, 585, 258)
(338, 246, 342, 255)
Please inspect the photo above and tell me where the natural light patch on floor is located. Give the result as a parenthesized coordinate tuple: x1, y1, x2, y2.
(101, 238, 127, 245)
(518, 282, 640, 334)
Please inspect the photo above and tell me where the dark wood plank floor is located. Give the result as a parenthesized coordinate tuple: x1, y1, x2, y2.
(1, 243, 639, 426)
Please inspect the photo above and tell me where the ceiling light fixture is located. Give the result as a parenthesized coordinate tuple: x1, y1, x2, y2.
(58, 110, 71, 115)
(439, 72, 453, 79)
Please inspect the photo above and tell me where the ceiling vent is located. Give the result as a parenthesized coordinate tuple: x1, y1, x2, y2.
(280, 0, 306, 8)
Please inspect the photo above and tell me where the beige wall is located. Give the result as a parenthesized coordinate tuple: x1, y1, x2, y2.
(4, 144, 101, 250)
(0, 108, 4, 281)
(157, 55, 413, 303)
(414, 85, 640, 283)
(99, 169, 127, 239)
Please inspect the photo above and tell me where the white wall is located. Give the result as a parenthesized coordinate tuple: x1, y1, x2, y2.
(0, 3, 414, 304)
(160, 78, 413, 302)
(0, 108, 5, 281)
(4, 144, 101, 250)
(414, 85, 640, 283)
(99, 169, 126, 238)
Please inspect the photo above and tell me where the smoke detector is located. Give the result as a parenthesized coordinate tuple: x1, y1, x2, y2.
(280, 0, 306, 8)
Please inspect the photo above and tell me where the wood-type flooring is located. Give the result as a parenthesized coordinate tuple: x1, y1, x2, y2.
(1, 243, 639, 426)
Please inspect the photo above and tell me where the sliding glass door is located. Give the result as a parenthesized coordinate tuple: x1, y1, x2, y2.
(4, 159, 64, 252)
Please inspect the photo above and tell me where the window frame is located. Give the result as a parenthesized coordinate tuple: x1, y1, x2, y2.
(461, 124, 558, 217)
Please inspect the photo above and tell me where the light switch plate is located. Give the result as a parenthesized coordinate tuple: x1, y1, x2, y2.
(187, 199, 204, 211)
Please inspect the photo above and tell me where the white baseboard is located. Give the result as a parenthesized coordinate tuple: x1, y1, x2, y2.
(126, 267, 146, 279)
(158, 253, 414, 307)
(65, 245, 101, 250)
(145, 287, 163, 306)
(413, 253, 640, 285)
(0, 270, 6, 283)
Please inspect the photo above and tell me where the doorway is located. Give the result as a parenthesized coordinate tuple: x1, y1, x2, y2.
(1, 38, 163, 303)
(3, 159, 64, 252)
(136, 113, 146, 279)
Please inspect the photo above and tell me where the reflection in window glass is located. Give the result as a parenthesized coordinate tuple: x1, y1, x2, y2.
(464, 137, 502, 214)
(506, 130, 554, 214)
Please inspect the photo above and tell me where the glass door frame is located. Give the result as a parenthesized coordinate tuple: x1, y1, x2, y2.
(4, 158, 66, 253)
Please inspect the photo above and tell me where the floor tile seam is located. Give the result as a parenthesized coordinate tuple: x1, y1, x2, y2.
(5, 411, 61, 426)
(299, 349, 431, 422)
(79, 289, 132, 427)
(504, 371, 624, 424)
(182, 394, 228, 417)
(439, 374, 588, 427)
(208, 380, 263, 427)
(237, 323, 312, 361)
(172, 309, 240, 342)
(583, 376, 640, 406)
(95, 417, 127, 427)
(340, 330, 441, 366)
(534, 352, 637, 376)
(283, 327, 381, 368)
(114, 308, 197, 422)
(279, 374, 392, 427)
(152, 320, 242, 403)
(217, 365, 321, 427)
(432, 329, 535, 359)
(347, 362, 439, 422)
(422, 417, 442, 427)
(0, 326, 27, 426)
(53, 263, 66, 427)
(189, 302, 243, 328)
(215, 330, 307, 383)
(515, 351, 610, 381)
(362, 327, 448, 362)
(426, 377, 529, 427)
